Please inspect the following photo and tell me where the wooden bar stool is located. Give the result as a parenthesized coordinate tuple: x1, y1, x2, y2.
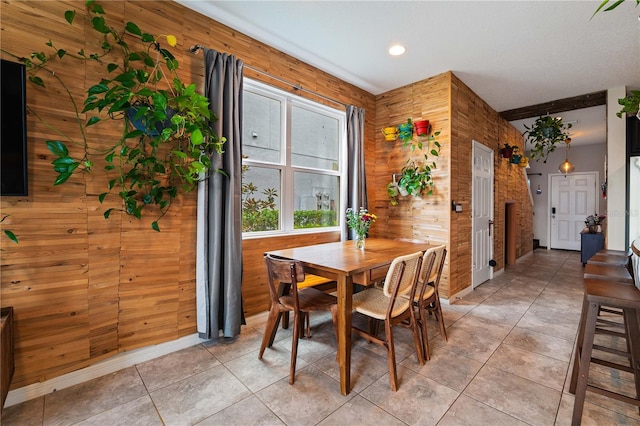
(570, 279, 640, 425)
(598, 248, 633, 256)
(584, 263, 634, 284)
(588, 252, 632, 268)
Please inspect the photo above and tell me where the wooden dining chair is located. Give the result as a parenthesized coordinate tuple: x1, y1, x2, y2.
(259, 254, 338, 385)
(351, 251, 424, 391)
(413, 245, 447, 361)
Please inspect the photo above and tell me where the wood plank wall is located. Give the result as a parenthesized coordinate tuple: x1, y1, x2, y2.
(0, 0, 375, 390)
(373, 72, 533, 299)
(1, 0, 531, 392)
(449, 73, 533, 296)
(373, 74, 452, 293)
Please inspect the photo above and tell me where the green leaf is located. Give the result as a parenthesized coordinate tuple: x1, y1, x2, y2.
(191, 161, 206, 173)
(125, 22, 142, 36)
(54, 172, 72, 185)
(190, 128, 204, 145)
(91, 16, 110, 34)
(108, 179, 116, 189)
(4, 230, 18, 244)
(46, 140, 69, 157)
(171, 150, 188, 159)
(430, 149, 439, 156)
(29, 76, 45, 87)
(91, 3, 105, 14)
(151, 221, 160, 232)
(64, 10, 76, 24)
(141, 33, 155, 43)
(136, 88, 153, 97)
(104, 208, 114, 219)
(57, 49, 66, 59)
(86, 116, 101, 127)
(98, 193, 107, 203)
(107, 63, 118, 73)
(88, 83, 109, 94)
(124, 130, 143, 139)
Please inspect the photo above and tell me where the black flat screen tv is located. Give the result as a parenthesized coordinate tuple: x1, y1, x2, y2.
(1, 59, 29, 196)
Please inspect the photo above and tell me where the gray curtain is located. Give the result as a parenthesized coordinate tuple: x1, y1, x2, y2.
(196, 49, 244, 339)
(345, 105, 368, 240)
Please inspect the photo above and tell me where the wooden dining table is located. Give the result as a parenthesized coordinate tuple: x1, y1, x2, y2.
(265, 238, 432, 395)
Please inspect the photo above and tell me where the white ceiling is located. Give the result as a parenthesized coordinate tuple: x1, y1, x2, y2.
(178, 0, 640, 146)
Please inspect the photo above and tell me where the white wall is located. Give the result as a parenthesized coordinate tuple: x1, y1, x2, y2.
(528, 143, 606, 247)
(607, 86, 628, 250)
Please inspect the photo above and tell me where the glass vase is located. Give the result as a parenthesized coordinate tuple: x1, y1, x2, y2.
(355, 235, 365, 249)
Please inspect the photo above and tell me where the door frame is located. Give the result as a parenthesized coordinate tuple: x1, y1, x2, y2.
(546, 171, 599, 250)
(472, 140, 494, 288)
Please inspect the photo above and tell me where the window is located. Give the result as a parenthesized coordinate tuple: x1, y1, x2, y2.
(242, 79, 346, 235)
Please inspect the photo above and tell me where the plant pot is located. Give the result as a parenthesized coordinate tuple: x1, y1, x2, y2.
(381, 127, 398, 141)
(386, 181, 399, 197)
(398, 122, 413, 142)
(127, 105, 177, 137)
(500, 147, 513, 158)
(510, 154, 522, 164)
(518, 157, 529, 167)
(414, 119, 430, 136)
(398, 186, 409, 197)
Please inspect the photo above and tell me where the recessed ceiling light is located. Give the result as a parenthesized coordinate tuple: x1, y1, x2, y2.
(388, 45, 406, 56)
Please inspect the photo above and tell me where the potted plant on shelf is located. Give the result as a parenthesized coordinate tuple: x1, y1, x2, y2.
(498, 143, 518, 159)
(3, 1, 225, 231)
(523, 116, 572, 163)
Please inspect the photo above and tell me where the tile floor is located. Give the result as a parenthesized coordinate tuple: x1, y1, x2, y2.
(3, 249, 640, 425)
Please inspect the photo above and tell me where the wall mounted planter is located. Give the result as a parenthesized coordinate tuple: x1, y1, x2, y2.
(381, 126, 398, 141)
(398, 119, 413, 143)
(414, 119, 430, 136)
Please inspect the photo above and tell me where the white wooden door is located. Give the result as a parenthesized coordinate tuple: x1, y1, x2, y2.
(472, 141, 493, 287)
(550, 172, 598, 250)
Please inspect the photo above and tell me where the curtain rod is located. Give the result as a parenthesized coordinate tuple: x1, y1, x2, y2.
(189, 44, 348, 108)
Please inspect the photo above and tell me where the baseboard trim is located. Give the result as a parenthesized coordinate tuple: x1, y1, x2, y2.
(4, 333, 206, 408)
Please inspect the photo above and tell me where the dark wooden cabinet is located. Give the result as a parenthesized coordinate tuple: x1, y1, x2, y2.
(1, 307, 14, 413)
(581, 232, 604, 266)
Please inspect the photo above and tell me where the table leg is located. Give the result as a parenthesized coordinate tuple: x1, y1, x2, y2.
(337, 275, 352, 395)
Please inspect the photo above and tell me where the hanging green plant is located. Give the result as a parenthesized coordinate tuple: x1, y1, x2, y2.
(523, 116, 571, 163)
(617, 90, 640, 120)
(2, 0, 225, 231)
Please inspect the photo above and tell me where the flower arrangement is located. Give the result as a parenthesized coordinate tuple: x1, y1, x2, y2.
(345, 207, 377, 248)
(585, 213, 606, 233)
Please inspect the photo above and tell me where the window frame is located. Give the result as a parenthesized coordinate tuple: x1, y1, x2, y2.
(242, 78, 347, 238)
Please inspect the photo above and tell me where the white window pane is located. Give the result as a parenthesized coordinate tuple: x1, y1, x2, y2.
(293, 171, 339, 229)
(291, 106, 339, 170)
(243, 91, 281, 163)
(242, 166, 281, 232)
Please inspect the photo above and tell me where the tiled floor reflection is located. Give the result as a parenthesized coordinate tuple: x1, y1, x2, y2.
(4, 249, 640, 425)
